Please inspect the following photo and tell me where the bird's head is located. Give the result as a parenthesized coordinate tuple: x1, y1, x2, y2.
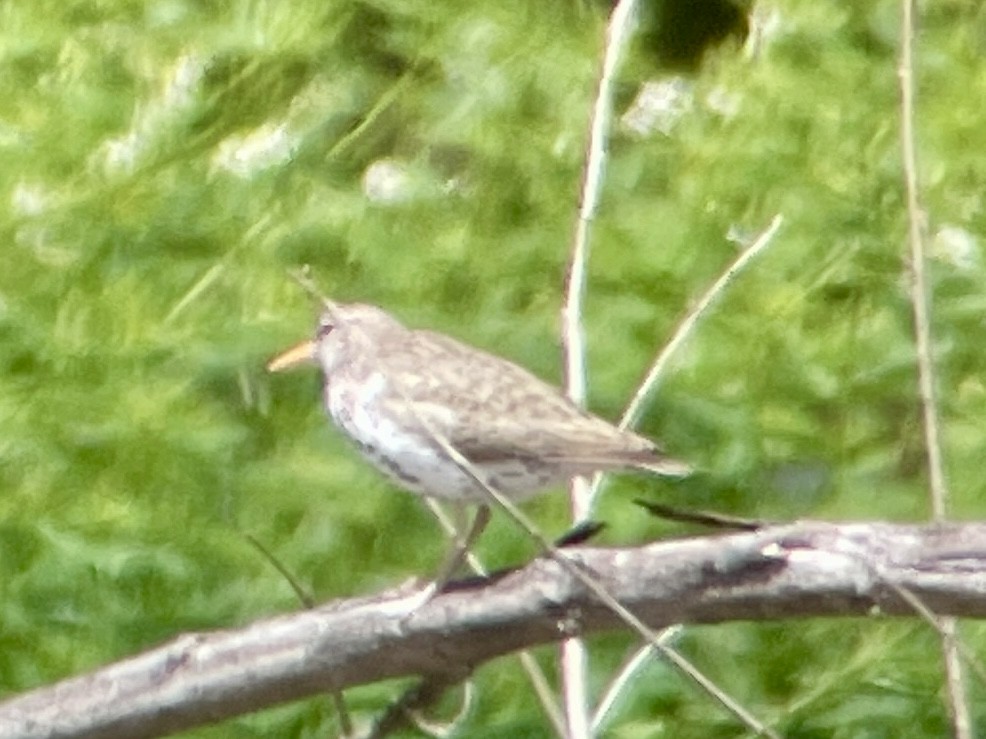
(267, 302, 403, 375)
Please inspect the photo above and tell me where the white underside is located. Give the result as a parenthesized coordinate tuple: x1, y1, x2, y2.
(327, 372, 552, 503)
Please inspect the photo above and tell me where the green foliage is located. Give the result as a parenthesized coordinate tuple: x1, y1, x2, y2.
(0, 0, 984, 735)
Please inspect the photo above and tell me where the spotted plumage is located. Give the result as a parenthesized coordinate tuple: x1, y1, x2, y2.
(270, 302, 690, 504)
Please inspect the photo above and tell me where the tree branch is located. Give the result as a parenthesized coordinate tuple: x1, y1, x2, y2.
(2, 521, 985, 739)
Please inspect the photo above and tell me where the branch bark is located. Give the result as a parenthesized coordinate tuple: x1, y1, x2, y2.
(2, 521, 985, 739)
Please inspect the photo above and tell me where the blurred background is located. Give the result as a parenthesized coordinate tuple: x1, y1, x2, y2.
(1, 0, 985, 735)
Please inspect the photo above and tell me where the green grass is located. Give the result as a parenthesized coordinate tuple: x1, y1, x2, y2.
(0, 0, 984, 736)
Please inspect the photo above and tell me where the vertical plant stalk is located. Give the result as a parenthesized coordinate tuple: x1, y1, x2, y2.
(900, 0, 946, 522)
(561, 2, 640, 736)
(563, 0, 639, 432)
(560, 0, 779, 733)
(897, 1, 970, 736)
(563, 0, 643, 520)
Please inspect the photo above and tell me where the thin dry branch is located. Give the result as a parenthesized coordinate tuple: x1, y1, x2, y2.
(413, 416, 778, 737)
(899, 0, 946, 527)
(618, 214, 783, 433)
(581, 215, 782, 728)
(2, 521, 985, 739)
(365, 676, 470, 739)
(562, 0, 639, 416)
(558, 0, 750, 726)
(422, 498, 566, 736)
(560, 0, 641, 728)
(897, 0, 968, 734)
(591, 626, 682, 733)
(585, 214, 783, 510)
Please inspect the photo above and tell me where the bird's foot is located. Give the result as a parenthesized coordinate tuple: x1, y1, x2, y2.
(374, 580, 439, 621)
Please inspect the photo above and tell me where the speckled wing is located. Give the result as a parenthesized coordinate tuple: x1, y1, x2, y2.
(374, 328, 691, 477)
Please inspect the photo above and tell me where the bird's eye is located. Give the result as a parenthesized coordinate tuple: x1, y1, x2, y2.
(317, 319, 335, 339)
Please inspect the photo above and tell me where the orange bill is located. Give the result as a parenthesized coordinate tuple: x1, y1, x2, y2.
(267, 340, 316, 372)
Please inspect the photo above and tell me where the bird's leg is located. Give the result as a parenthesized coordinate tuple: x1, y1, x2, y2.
(388, 504, 491, 618)
(431, 503, 490, 596)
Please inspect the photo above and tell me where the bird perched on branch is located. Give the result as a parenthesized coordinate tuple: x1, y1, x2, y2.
(268, 298, 690, 597)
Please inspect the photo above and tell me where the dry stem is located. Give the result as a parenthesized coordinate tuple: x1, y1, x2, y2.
(897, 0, 969, 735)
(560, 1, 643, 734)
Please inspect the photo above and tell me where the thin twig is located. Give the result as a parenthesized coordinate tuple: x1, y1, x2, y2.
(242, 532, 315, 608)
(560, 2, 641, 732)
(584, 215, 782, 725)
(405, 681, 474, 739)
(633, 499, 767, 531)
(561, 640, 590, 739)
(898, 1, 969, 736)
(941, 620, 975, 739)
(423, 499, 567, 737)
(562, 0, 639, 420)
(365, 675, 461, 739)
(328, 73, 413, 160)
(875, 572, 986, 686)
(164, 261, 226, 325)
(622, 215, 783, 432)
(418, 424, 779, 739)
(585, 214, 783, 509)
(517, 652, 567, 739)
(591, 627, 682, 733)
(900, 0, 946, 521)
(241, 533, 352, 737)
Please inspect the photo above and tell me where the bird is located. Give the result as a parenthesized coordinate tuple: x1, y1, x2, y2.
(267, 300, 690, 596)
